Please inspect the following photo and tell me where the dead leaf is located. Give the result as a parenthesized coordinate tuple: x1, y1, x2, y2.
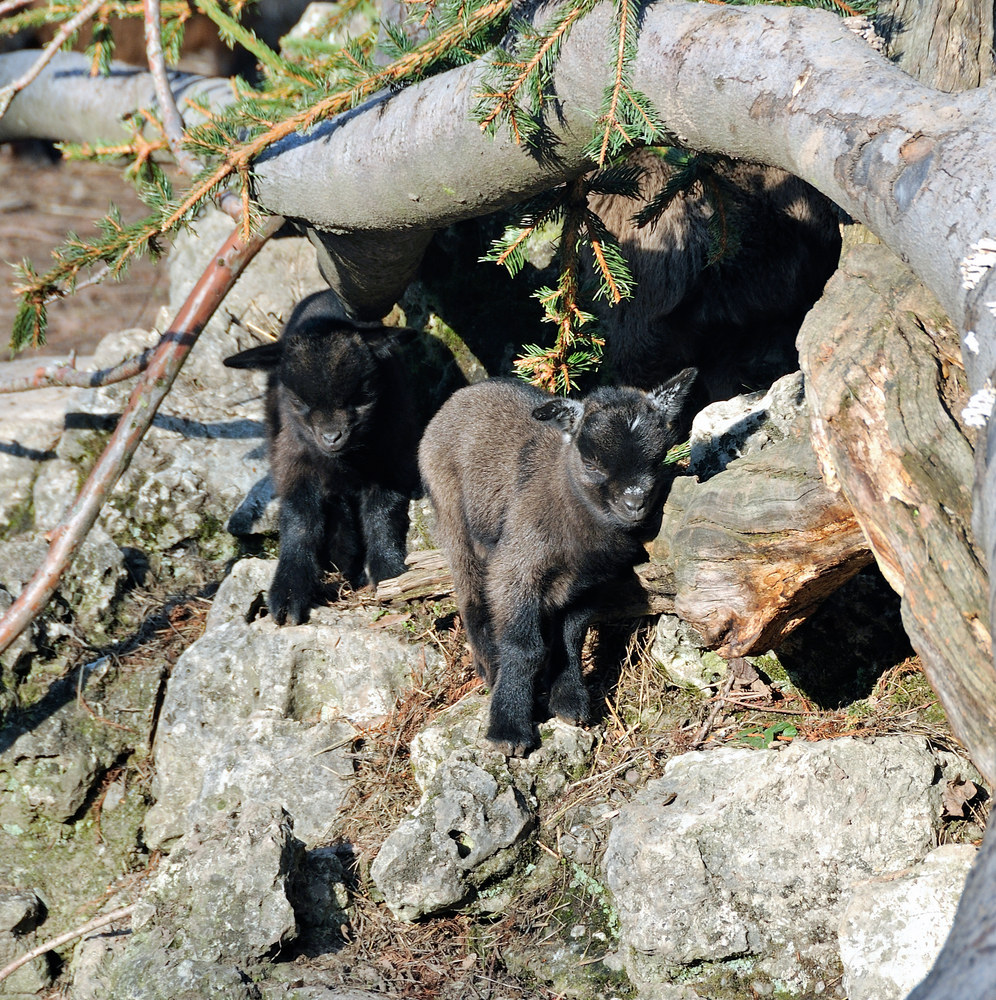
(942, 777, 979, 818)
(367, 612, 412, 630)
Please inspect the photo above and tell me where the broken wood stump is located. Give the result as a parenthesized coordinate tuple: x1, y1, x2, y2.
(650, 373, 873, 658)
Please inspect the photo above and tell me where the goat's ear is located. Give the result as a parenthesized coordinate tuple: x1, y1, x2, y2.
(362, 325, 418, 360)
(532, 397, 585, 433)
(648, 367, 698, 421)
(223, 341, 283, 370)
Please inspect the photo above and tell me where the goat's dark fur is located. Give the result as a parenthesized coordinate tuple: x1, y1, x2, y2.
(225, 291, 422, 625)
(419, 369, 697, 756)
(587, 151, 841, 399)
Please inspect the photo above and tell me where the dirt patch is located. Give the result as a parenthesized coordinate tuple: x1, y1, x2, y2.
(0, 147, 170, 359)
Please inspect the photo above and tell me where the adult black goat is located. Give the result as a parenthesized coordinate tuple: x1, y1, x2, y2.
(225, 291, 423, 625)
(419, 370, 697, 756)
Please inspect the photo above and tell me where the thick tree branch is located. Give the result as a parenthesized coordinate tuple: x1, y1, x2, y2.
(0, 49, 236, 147)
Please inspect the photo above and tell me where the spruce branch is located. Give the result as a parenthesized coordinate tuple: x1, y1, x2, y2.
(11, 0, 512, 348)
(596, 0, 633, 164)
(481, 191, 564, 275)
(512, 176, 605, 394)
(475, 1, 592, 141)
(0, 213, 285, 660)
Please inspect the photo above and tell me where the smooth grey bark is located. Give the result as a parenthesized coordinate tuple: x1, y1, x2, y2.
(0, 49, 235, 140)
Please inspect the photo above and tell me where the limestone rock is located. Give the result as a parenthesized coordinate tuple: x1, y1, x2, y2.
(373, 698, 594, 921)
(604, 736, 943, 995)
(0, 655, 148, 828)
(370, 753, 535, 921)
(649, 612, 726, 692)
(144, 557, 441, 849)
(0, 525, 125, 672)
(0, 367, 66, 542)
(0, 888, 52, 996)
(688, 371, 808, 480)
(75, 803, 299, 1000)
(839, 844, 977, 1000)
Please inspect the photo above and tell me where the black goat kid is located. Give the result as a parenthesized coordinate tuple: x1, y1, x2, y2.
(225, 292, 422, 625)
(419, 369, 697, 756)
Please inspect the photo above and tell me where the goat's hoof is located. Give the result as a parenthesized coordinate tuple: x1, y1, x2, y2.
(486, 724, 539, 758)
(488, 737, 534, 758)
(549, 687, 590, 727)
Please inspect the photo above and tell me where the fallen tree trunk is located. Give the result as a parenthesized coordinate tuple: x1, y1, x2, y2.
(654, 444, 874, 658)
(799, 241, 994, 795)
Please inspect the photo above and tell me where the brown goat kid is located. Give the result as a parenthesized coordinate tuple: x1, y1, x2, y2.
(419, 370, 697, 756)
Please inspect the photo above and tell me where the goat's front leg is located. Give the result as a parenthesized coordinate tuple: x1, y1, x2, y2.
(548, 603, 594, 727)
(358, 484, 410, 584)
(487, 575, 547, 756)
(270, 477, 326, 625)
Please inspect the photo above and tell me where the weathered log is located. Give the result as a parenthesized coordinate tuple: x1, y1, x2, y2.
(798, 242, 994, 778)
(375, 549, 453, 604)
(649, 382, 874, 657)
(375, 549, 676, 619)
(877, 0, 994, 94)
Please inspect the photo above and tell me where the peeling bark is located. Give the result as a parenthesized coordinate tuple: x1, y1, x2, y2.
(799, 242, 994, 775)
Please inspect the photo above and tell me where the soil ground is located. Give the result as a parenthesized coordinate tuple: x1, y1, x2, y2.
(0, 146, 170, 360)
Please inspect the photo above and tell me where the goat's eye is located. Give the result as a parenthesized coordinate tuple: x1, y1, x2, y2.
(582, 459, 606, 478)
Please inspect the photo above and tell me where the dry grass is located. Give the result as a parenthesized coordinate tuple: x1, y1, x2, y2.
(324, 595, 479, 862)
(31, 574, 982, 998)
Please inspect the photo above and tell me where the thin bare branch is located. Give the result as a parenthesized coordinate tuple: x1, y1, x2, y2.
(688, 662, 739, 751)
(0, 213, 284, 659)
(0, 905, 136, 984)
(144, 0, 202, 178)
(0, 0, 34, 15)
(0, 0, 106, 119)
(0, 348, 156, 393)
